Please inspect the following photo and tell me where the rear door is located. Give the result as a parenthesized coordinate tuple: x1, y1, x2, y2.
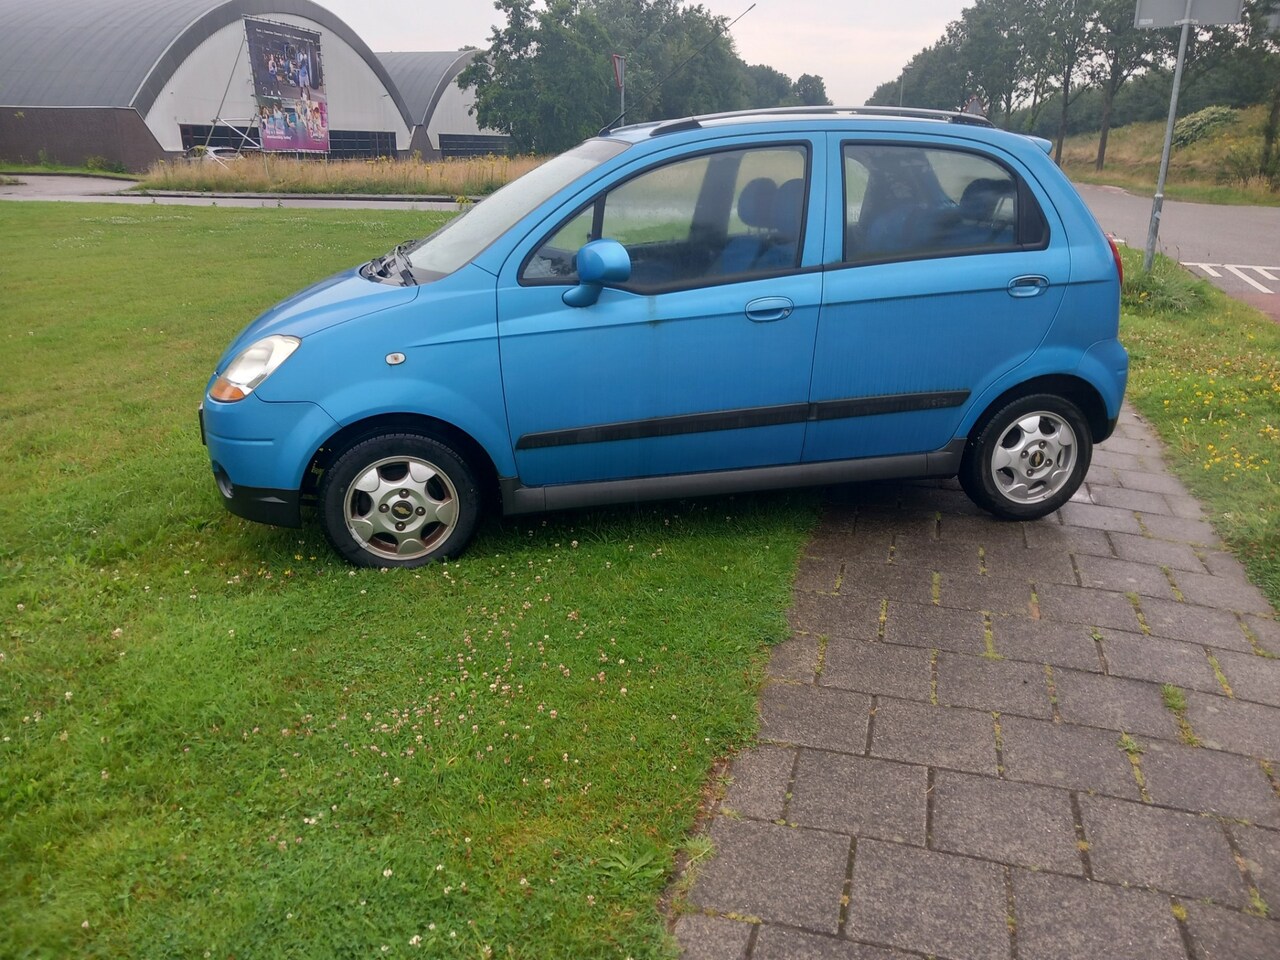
(805, 134, 1069, 462)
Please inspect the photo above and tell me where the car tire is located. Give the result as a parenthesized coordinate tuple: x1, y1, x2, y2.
(959, 394, 1092, 521)
(318, 432, 480, 568)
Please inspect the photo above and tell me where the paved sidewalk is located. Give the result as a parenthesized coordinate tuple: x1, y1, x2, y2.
(677, 405, 1280, 960)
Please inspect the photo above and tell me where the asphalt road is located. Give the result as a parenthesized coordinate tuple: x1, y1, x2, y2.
(2, 173, 1276, 318)
(1077, 183, 1280, 321)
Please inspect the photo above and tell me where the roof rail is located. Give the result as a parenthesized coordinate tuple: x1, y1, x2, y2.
(621, 105, 993, 139)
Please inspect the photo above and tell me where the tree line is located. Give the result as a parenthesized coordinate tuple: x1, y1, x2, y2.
(457, 0, 831, 154)
(866, 0, 1280, 177)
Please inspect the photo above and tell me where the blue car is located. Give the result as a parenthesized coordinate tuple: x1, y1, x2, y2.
(201, 106, 1127, 567)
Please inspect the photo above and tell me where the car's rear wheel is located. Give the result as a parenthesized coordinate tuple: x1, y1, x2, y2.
(959, 394, 1091, 520)
(318, 432, 480, 567)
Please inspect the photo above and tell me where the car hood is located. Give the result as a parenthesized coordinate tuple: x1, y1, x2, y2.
(216, 267, 419, 370)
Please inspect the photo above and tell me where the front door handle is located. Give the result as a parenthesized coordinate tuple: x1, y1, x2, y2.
(745, 297, 794, 322)
(1008, 275, 1049, 298)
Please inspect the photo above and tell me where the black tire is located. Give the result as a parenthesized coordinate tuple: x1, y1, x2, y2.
(959, 393, 1092, 521)
(318, 432, 480, 568)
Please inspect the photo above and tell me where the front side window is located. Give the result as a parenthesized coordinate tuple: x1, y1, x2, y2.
(404, 138, 628, 281)
(522, 144, 808, 289)
(844, 144, 1043, 264)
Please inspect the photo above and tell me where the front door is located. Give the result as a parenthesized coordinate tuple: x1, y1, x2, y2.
(496, 139, 825, 487)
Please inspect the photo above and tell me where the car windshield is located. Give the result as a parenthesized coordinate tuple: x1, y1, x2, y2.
(404, 139, 629, 280)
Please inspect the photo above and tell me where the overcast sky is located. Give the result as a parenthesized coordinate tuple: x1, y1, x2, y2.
(319, 0, 975, 106)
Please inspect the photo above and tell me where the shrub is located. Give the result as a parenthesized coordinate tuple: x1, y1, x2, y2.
(1216, 138, 1264, 186)
(1172, 105, 1238, 149)
(84, 155, 127, 174)
(1121, 249, 1214, 315)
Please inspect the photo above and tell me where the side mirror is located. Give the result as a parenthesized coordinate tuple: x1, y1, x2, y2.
(563, 239, 631, 307)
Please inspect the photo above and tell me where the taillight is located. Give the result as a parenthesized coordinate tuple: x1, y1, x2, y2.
(1107, 234, 1124, 286)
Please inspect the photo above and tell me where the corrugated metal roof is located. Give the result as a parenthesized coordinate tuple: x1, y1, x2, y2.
(376, 50, 476, 126)
(0, 0, 413, 128)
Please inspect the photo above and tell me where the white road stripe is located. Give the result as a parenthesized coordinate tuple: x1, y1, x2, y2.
(1222, 265, 1275, 294)
(1183, 261, 1223, 278)
(1181, 262, 1276, 294)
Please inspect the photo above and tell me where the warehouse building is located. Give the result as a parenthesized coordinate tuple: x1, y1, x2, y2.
(0, 0, 506, 171)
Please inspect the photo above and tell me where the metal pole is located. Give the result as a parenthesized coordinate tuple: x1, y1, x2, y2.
(621, 76, 625, 125)
(1143, 0, 1194, 273)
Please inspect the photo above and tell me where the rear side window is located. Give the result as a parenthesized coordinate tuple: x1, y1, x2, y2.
(843, 144, 1047, 264)
(522, 144, 808, 290)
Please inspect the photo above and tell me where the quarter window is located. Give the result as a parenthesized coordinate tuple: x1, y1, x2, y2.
(522, 144, 808, 289)
(844, 144, 1042, 263)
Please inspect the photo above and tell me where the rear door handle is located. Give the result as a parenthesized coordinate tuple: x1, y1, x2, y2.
(1008, 275, 1049, 298)
(745, 297, 794, 322)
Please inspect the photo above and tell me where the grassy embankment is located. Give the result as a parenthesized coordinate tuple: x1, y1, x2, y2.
(1061, 104, 1280, 206)
(0, 202, 1274, 958)
(138, 154, 543, 196)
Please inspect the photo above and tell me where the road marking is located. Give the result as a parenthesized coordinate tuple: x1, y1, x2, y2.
(1183, 261, 1222, 278)
(1182, 262, 1277, 294)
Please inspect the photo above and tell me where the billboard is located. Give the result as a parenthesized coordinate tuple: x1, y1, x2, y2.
(244, 17, 329, 153)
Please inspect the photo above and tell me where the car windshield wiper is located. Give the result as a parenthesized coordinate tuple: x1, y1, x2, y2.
(371, 241, 417, 285)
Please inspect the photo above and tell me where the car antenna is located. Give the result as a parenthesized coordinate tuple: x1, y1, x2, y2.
(597, 3, 756, 136)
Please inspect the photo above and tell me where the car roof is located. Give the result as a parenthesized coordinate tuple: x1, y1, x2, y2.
(602, 105, 992, 139)
(599, 106, 1054, 157)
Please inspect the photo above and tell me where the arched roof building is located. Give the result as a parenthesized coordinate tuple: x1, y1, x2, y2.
(0, 0, 505, 170)
(378, 50, 506, 159)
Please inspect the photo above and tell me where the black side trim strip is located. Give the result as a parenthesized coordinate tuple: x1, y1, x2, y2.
(518, 403, 810, 450)
(515, 390, 970, 451)
(812, 390, 971, 421)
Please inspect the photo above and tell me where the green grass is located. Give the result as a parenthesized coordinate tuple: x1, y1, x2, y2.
(1120, 248, 1280, 607)
(0, 203, 817, 958)
(0, 163, 140, 180)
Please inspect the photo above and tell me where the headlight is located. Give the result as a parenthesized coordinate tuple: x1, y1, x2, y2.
(209, 335, 300, 402)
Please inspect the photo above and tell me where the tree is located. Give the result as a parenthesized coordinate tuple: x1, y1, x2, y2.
(1044, 0, 1095, 162)
(1241, 0, 1280, 181)
(793, 74, 831, 106)
(954, 0, 1038, 123)
(458, 0, 749, 152)
(741, 64, 794, 107)
(457, 0, 615, 153)
(867, 36, 969, 110)
(1087, 0, 1167, 170)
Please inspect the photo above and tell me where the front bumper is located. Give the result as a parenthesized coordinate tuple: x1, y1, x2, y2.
(215, 473, 302, 527)
(200, 397, 336, 528)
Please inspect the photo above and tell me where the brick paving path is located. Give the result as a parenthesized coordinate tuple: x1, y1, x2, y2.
(676, 406, 1280, 960)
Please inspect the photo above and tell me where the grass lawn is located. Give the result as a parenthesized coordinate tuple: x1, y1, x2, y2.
(0, 163, 140, 180)
(1119, 248, 1280, 607)
(0, 203, 817, 958)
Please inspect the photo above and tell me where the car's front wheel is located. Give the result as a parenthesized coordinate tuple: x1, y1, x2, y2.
(318, 432, 480, 567)
(959, 394, 1092, 520)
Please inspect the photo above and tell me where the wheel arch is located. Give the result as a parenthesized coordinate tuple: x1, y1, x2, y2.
(304, 413, 502, 511)
(964, 374, 1111, 446)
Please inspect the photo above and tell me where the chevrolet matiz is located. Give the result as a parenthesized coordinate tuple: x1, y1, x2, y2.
(200, 106, 1128, 567)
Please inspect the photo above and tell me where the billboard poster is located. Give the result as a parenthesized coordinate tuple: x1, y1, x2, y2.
(243, 17, 329, 153)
